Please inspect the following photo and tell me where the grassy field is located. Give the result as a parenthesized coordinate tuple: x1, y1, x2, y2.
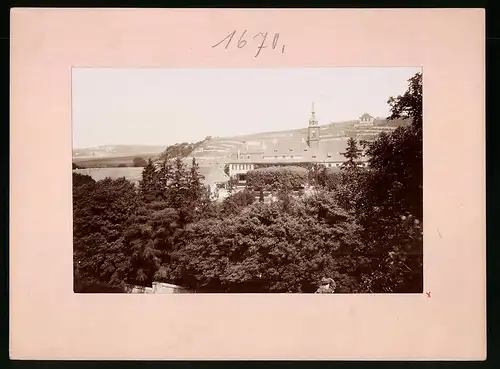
(73, 153, 159, 168)
(73, 167, 144, 185)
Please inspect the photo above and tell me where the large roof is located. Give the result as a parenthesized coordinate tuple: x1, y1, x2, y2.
(232, 135, 352, 162)
(263, 139, 307, 157)
(197, 165, 229, 185)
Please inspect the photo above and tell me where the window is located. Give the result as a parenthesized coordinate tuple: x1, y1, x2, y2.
(289, 148, 294, 152)
(304, 148, 308, 152)
(328, 163, 331, 167)
(282, 156, 286, 159)
(336, 163, 340, 167)
(327, 153, 332, 158)
(275, 156, 278, 159)
(274, 149, 278, 153)
(291, 156, 294, 159)
(312, 155, 317, 159)
(247, 155, 250, 159)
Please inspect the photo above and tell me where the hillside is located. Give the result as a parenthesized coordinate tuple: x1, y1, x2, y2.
(184, 117, 409, 167)
(73, 118, 409, 169)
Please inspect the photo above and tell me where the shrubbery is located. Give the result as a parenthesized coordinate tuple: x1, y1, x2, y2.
(246, 166, 308, 191)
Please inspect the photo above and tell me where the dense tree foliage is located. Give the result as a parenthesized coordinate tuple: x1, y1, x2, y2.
(168, 196, 363, 293)
(159, 140, 206, 160)
(73, 73, 423, 293)
(246, 166, 308, 191)
(73, 175, 139, 289)
(334, 72, 423, 292)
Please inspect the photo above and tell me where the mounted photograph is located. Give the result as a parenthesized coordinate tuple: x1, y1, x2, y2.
(72, 67, 423, 294)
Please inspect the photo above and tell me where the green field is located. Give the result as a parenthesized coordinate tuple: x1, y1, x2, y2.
(73, 153, 159, 168)
(73, 167, 144, 185)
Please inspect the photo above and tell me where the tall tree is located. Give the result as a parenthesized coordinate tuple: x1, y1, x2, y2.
(165, 157, 196, 226)
(188, 157, 205, 205)
(364, 72, 423, 221)
(156, 157, 173, 199)
(138, 159, 159, 202)
(387, 72, 422, 131)
(358, 71, 423, 293)
(340, 137, 363, 169)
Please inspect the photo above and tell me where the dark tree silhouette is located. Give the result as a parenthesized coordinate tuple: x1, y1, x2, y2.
(340, 137, 363, 169)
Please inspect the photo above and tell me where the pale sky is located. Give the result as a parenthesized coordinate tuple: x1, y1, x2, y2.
(72, 67, 421, 149)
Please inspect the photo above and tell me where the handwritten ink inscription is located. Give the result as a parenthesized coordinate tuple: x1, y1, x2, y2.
(212, 30, 286, 57)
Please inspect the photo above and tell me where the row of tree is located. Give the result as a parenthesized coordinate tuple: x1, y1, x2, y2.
(73, 72, 422, 293)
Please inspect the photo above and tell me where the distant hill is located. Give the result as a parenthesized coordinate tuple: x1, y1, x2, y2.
(73, 144, 166, 160)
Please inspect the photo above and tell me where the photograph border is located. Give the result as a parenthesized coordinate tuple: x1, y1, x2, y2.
(10, 8, 485, 360)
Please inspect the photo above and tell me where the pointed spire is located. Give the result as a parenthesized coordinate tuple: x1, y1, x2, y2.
(309, 102, 318, 126)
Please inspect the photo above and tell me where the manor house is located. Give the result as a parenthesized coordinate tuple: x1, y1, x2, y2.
(227, 104, 368, 183)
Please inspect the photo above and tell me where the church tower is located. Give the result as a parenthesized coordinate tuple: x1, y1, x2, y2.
(307, 102, 320, 151)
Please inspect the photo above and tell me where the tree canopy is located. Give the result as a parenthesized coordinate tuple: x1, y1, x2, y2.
(246, 166, 308, 191)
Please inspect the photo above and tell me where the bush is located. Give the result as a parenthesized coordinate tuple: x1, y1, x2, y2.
(133, 157, 148, 167)
(72, 172, 95, 187)
(220, 189, 256, 216)
(247, 166, 308, 191)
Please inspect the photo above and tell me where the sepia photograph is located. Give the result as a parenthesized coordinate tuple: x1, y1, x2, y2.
(72, 67, 423, 294)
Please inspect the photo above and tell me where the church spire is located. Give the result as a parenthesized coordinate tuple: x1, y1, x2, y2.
(309, 102, 318, 126)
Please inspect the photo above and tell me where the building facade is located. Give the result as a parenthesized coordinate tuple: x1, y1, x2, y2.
(227, 104, 368, 182)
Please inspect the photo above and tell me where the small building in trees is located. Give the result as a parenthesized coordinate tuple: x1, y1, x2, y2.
(355, 113, 375, 126)
(195, 164, 230, 200)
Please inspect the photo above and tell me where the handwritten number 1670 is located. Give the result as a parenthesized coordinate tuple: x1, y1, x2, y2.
(212, 30, 286, 57)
